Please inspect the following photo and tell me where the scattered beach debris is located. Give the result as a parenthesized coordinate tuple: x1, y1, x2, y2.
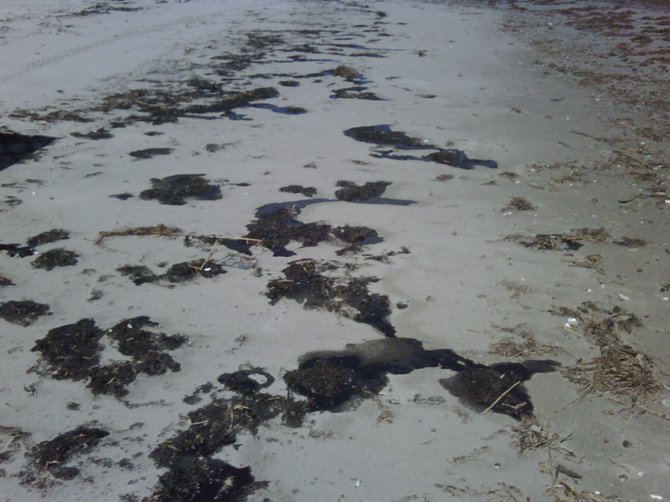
(71, 128, 113, 140)
(0, 130, 56, 172)
(31, 248, 79, 270)
(117, 259, 226, 286)
(96, 224, 182, 244)
(507, 233, 583, 251)
(139, 174, 222, 205)
(503, 197, 536, 212)
(553, 302, 661, 397)
(26, 229, 70, 247)
(218, 367, 275, 395)
(246, 201, 331, 256)
(435, 174, 455, 182)
(266, 258, 395, 336)
(129, 148, 174, 159)
(614, 236, 647, 248)
(344, 125, 498, 169)
(31, 317, 186, 397)
(279, 185, 317, 197)
(0, 300, 51, 326)
(335, 180, 391, 202)
(331, 86, 384, 100)
(29, 426, 109, 480)
(333, 65, 362, 81)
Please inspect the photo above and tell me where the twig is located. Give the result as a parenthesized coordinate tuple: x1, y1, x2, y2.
(606, 396, 670, 421)
(483, 381, 522, 414)
(614, 149, 655, 170)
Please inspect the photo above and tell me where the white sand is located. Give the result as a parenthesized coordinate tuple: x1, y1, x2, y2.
(1, 0, 668, 501)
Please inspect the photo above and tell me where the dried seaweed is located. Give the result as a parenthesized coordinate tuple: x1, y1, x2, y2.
(504, 197, 536, 211)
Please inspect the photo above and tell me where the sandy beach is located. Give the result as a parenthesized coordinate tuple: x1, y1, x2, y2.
(1, 0, 669, 500)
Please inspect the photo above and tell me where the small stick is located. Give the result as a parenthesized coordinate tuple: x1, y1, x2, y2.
(606, 396, 670, 421)
(483, 380, 522, 414)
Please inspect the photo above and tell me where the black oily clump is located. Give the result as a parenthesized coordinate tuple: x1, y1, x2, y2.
(140, 174, 222, 205)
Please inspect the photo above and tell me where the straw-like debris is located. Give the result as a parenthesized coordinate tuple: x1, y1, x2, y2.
(96, 224, 183, 244)
(556, 302, 661, 398)
(504, 197, 536, 211)
(512, 418, 562, 454)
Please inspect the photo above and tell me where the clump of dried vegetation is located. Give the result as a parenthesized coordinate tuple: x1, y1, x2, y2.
(550, 302, 662, 399)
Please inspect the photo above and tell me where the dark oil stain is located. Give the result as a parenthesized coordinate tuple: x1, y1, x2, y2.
(139, 174, 222, 205)
(0, 131, 56, 172)
(0, 300, 51, 326)
(335, 180, 416, 205)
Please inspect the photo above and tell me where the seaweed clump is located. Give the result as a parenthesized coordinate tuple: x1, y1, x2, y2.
(26, 229, 70, 247)
(0, 300, 50, 326)
(335, 180, 391, 202)
(129, 148, 173, 159)
(117, 259, 226, 286)
(29, 426, 109, 480)
(31, 248, 79, 270)
(266, 259, 395, 337)
(344, 125, 426, 149)
(279, 185, 317, 197)
(140, 174, 222, 205)
(149, 393, 282, 501)
(246, 204, 331, 256)
(31, 317, 186, 397)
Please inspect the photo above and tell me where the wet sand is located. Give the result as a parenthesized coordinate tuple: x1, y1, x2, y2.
(1, 0, 669, 500)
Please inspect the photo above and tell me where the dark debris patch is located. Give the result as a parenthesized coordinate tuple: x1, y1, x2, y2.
(279, 185, 317, 197)
(71, 128, 112, 140)
(0, 300, 50, 326)
(26, 229, 70, 247)
(29, 426, 109, 480)
(139, 174, 222, 205)
(151, 458, 259, 502)
(0, 243, 35, 257)
(31, 317, 186, 398)
(31, 319, 104, 381)
(335, 180, 391, 202)
(266, 259, 395, 337)
(246, 201, 331, 256)
(117, 259, 226, 286)
(331, 86, 383, 100)
(509, 233, 584, 251)
(0, 131, 56, 172)
(0, 273, 14, 286)
(344, 125, 498, 169)
(183, 87, 279, 115)
(31, 248, 79, 270)
(218, 368, 275, 395)
(129, 148, 173, 159)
